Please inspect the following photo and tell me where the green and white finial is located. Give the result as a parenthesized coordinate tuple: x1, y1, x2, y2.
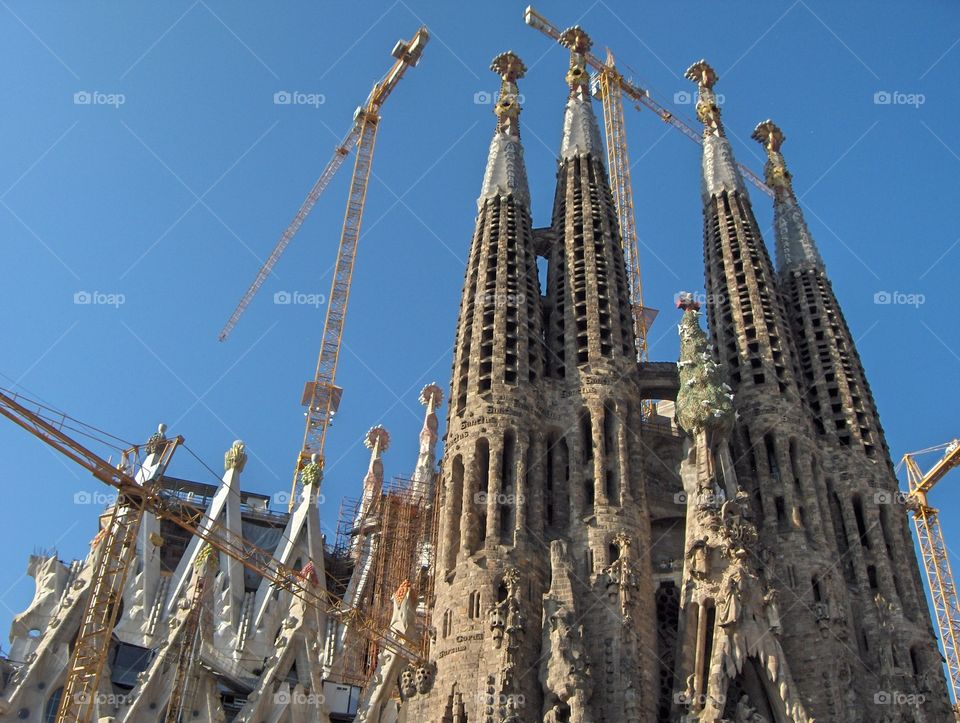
(300, 453, 323, 488)
(675, 292, 734, 435)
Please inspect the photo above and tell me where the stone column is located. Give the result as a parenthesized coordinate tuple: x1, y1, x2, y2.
(513, 433, 529, 545)
(486, 440, 504, 546)
(528, 431, 547, 539)
(459, 449, 478, 558)
(591, 405, 607, 506)
(616, 399, 631, 505)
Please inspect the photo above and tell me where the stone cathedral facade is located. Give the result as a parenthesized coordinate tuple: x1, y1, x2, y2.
(401, 33, 952, 723)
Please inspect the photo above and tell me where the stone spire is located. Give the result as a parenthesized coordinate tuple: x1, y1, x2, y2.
(685, 60, 797, 399)
(411, 383, 442, 499)
(748, 121, 951, 715)
(546, 29, 635, 374)
(558, 26, 603, 159)
(479, 51, 530, 208)
(685, 60, 746, 202)
(752, 120, 824, 272)
(450, 50, 544, 414)
(357, 425, 390, 524)
(685, 60, 867, 719)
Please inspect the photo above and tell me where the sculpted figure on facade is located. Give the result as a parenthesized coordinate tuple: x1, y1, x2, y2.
(540, 541, 594, 723)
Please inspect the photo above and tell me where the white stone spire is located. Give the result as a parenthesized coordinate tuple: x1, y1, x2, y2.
(411, 383, 442, 499)
(558, 26, 603, 159)
(356, 425, 390, 526)
(478, 51, 530, 208)
(752, 120, 825, 272)
(685, 60, 748, 203)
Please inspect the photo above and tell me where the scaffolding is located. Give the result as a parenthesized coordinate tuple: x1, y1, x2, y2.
(328, 474, 438, 687)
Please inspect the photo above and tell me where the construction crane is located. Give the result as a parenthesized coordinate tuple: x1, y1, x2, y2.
(902, 439, 960, 715)
(218, 27, 429, 342)
(0, 388, 422, 723)
(523, 6, 772, 363)
(219, 27, 428, 512)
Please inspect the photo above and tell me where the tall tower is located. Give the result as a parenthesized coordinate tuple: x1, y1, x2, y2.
(685, 60, 861, 719)
(414, 51, 550, 722)
(753, 120, 952, 716)
(541, 26, 655, 722)
(408, 36, 660, 722)
(672, 295, 811, 722)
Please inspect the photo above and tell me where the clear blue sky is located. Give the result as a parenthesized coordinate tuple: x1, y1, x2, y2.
(0, 0, 958, 648)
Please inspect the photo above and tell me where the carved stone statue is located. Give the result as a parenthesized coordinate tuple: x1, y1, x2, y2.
(488, 598, 506, 649)
(602, 533, 638, 622)
(717, 564, 745, 627)
(733, 694, 766, 722)
(355, 581, 414, 723)
(539, 541, 595, 723)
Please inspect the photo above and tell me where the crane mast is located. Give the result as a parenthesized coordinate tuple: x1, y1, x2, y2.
(903, 439, 960, 716)
(213, 27, 427, 508)
(597, 51, 648, 361)
(288, 27, 428, 508)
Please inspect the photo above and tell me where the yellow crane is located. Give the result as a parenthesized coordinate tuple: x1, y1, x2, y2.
(524, 6, 773, 364)
(0, 388, 422, 723)
(903, 439, 960, 715)
(218, 27, 429, 510)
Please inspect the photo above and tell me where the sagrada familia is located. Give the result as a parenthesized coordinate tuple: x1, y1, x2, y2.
(0, 25, 950, 723)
